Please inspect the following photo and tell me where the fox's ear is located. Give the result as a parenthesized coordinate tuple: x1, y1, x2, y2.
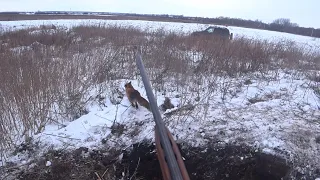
(129, 81, 131, 84)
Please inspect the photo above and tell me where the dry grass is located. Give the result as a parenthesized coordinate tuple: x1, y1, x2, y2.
(0, 23, 319, 159)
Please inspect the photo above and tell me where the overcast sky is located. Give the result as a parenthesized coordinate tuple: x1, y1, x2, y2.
(1, 0, 319, 28)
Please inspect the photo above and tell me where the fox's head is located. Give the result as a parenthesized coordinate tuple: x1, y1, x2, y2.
(124, 81, 133, 89)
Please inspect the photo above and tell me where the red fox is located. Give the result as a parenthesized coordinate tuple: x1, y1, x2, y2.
(124, 82, 150, 111)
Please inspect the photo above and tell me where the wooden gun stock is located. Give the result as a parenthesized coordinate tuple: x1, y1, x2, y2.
(155, 126, 190, 180)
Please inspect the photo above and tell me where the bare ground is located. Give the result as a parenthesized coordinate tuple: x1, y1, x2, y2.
(3, 141, 317, 180)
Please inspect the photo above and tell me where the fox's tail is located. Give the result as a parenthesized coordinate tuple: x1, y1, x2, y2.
(137, 96, 150, 111)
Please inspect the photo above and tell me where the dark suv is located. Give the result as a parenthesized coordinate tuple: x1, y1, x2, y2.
(191, 26, 233, 40)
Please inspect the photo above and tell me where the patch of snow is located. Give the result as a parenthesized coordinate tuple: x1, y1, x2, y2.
(96, 15, 116, 17)
(10, 46, 32, 53)
(29, 29, 57, 35)
(45, 161, 51, 167)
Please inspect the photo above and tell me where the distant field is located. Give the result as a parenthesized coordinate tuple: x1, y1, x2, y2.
(2, 13, 320, 41)
(0, 14, 202, 23)
(1, 18, 319, 52)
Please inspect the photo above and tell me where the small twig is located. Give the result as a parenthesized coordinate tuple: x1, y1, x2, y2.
(120, 104, 131, 117)
(46, 117, 66, 128)
(94, 172, 102, 180)
(101, 168, 109, 178)
(94, 114, 114, 122)
(119, 103, 129, 107)
(129, 157, 140, 180)
(42, 133, 81, 141)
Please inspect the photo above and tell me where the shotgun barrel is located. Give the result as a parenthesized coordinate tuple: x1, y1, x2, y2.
(135, 49, 189, 180)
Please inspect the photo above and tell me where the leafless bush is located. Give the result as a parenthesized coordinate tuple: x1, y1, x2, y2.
(0, 23, 318, 159)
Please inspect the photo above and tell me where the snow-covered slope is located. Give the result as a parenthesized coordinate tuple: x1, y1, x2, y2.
(2, 71, 319, 176)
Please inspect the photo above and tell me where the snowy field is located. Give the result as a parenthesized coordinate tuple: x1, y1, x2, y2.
(1, 19, 320, 51)
(0, 19, 320, 179)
